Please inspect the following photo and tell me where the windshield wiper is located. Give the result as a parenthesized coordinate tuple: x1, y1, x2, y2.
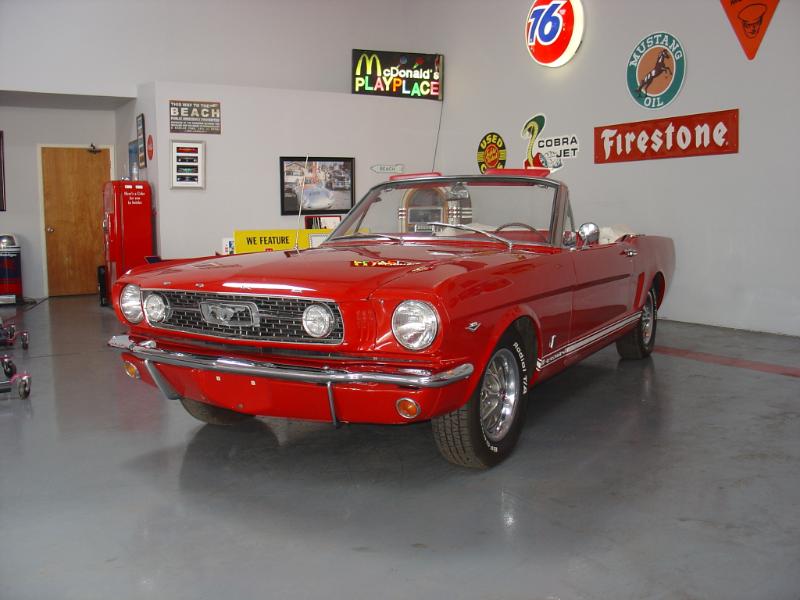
(426, 222, 513, 250)
(328, 233, 405, 244)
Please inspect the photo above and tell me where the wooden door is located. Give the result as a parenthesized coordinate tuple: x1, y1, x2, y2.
(41, 147, 110, 296)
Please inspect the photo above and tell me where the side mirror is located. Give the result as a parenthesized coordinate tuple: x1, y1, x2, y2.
(562, 230, 577, 248)
(577, 222, 600, 247)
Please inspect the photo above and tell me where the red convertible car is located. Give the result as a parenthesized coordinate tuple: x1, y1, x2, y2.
(109, 171, 674, 468)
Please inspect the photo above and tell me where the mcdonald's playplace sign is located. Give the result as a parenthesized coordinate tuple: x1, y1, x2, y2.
(352, 49, 443, 101)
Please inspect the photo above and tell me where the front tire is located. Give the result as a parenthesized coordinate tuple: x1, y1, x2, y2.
(616, 287, 657, 359)
(180, 398, 254, 426)
(432, 328, 531, 468)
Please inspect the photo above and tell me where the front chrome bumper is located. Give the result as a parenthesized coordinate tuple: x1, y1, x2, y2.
(108, 335, 474, 389)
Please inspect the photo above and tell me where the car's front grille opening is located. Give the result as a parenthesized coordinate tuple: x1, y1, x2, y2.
(145, 290, 344, 344)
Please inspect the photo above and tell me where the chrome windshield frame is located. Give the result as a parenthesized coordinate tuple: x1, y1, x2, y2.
(325, 175, 562, 248)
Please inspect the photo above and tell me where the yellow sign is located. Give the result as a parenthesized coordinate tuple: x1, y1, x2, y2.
(233, 229, 331, 253)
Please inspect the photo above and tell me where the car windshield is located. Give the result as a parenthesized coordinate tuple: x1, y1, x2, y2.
(328, 177, 558, 246)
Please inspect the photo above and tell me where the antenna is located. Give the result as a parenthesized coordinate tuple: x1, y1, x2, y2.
(292, 155, 310, 253)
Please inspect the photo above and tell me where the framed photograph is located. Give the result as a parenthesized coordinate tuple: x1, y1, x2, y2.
(0, 131, 5, 211)
(280, 156, 354, 216)
(136, 114, 147, 169)
(171, 140, 206, 189)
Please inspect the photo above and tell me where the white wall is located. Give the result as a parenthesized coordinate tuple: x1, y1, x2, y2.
(418, 0, 800, 336)
(0, 0, 428, 97)
(0, 106, 116, 298)
(141, 82, 440, 258)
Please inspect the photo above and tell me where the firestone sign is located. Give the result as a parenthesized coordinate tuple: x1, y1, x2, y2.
(594, 109, 739, 164)
(352, 49, 443, 101)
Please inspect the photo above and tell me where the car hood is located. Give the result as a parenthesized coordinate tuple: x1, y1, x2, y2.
(124, 243, 543, 300)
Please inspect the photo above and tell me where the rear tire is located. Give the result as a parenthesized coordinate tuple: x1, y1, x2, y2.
(180, 398, 254, 426)
(432, 328, 531, 468)
(616, 287, 657, 359)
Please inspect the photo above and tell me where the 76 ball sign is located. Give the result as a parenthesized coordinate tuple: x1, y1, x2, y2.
(525, 0, 585, 68)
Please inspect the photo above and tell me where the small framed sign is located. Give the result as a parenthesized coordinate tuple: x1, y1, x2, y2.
(169, 100, 222, 134)
(136, 113, 147, 168)
(171, 141, 206, 189)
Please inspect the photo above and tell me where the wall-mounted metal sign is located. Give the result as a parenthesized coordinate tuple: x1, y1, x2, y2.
(525, 0, 585, 68)
(627, 33, 686, 110)
(476, 132, 507, 173)
(352, 49, 443, 101)
(721, 0, 780, 60)
(520, 114, 579, 172)
(169, 100, 222, 134)
(594, 109, 739, 164)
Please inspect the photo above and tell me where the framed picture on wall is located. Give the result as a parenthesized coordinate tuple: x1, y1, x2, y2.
(136, 113, 147, 169)
(171, 140, 206, 189)
(0, 131, 5, 211)
(280, 156, 354, 216)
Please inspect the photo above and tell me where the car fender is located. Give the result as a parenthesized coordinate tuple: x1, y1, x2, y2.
(451, 303, 543, 406)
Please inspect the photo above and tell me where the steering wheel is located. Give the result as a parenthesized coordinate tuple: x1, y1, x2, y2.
(494, 222, 538, 232)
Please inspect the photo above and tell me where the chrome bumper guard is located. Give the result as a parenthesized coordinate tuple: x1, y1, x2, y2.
(108, 335, 474, 389)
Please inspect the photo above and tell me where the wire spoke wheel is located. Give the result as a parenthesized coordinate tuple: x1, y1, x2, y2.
(479, 348, 520, 443)
(641, 291, 655, 345)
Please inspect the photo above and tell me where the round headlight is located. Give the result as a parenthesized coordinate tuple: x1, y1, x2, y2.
(392, 300, 439, 350)
(302, 304, 334, 338)
(143, 293, 169, 323)
(120, 284, 143, 323)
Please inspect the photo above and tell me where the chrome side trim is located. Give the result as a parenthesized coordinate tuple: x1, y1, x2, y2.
(108, 335, 473, 388)
(536, 312, 641, 370)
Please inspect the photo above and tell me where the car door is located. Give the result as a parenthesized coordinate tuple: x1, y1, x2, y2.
(567, 239, 636, 360)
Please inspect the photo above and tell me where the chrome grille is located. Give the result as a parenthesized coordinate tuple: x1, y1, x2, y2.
(144, 290, 344, 344)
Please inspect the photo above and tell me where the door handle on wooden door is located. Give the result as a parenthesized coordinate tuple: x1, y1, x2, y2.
(46, 227, 55, 233)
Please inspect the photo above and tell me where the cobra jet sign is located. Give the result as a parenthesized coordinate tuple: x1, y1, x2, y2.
(352, 49, 443, 101)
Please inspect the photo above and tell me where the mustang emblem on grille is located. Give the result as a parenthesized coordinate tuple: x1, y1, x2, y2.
(199, 301, 260, 327)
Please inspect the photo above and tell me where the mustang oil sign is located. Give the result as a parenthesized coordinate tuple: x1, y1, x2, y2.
(627, 33, 686, 110)
(594, 109, 739, 164)
(352, 50, 443, 100)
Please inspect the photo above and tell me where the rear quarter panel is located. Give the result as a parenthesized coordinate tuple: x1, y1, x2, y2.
(630, 235, 675, 308)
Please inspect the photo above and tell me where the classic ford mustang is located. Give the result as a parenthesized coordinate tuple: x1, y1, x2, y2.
(109, 171, 674, 468)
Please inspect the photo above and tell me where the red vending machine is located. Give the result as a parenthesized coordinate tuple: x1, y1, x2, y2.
(100, 181, 154, 305)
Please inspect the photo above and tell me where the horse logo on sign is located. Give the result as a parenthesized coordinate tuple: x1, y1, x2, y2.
(627, 32, 686, 110)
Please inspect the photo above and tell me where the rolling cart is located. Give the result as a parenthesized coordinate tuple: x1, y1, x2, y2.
(1, 356, 31, 399)
(0, 316, 29, 349)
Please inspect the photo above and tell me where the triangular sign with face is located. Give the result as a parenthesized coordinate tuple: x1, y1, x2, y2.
(720, 0, 780, 60)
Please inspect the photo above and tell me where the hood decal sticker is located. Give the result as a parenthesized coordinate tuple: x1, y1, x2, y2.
(352, 260, 420, 268)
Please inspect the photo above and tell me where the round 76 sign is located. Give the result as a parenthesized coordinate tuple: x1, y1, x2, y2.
(525, 0, 585, 68)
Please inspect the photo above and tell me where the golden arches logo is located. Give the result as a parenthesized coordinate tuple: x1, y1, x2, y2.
(355, 53, 382, 76)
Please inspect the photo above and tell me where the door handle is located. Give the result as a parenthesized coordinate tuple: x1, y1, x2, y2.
(621, 248, 637, 257)
(46, 227, 55, 233)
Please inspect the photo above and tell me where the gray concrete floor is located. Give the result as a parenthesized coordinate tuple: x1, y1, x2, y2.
(1, 296, 798, 600)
